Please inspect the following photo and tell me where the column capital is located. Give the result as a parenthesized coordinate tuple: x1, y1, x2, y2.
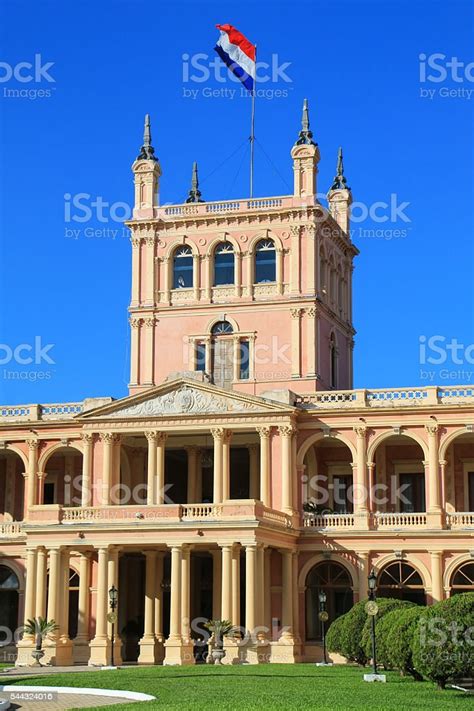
(425, 424, 439, 436)
(129, 317, 143, 329)
(99, 432, 120, 444)
(256, 426, 271, 439)
(26, 439, 39, 451)
(80, 433, 94, 445)
(277, 424, 296, 437)
(290, 308, 303, 319)
(211, 427, 225, 441)
(353, 425, 367, 438)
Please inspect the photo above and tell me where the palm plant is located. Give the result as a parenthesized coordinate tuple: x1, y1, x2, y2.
(24, 617, 59, 654)
(204, 619, 233, 650)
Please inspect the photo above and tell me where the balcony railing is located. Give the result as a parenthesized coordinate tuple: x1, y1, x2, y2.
(373, 512, 427, 529)
(158, 195, 294, 219)
(34, 502, 293, 528)
(303, 513, 355, 529)
(446, 512, 474, 528)
(295, 385, 474, 410)
(0, 522, 24, 538)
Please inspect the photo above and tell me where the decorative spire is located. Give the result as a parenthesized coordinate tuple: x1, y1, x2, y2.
(186, 161, 204, 203)
(136, 114, 157, 161)
(329, 147, 350, 190)
(295, 98, 317, 146)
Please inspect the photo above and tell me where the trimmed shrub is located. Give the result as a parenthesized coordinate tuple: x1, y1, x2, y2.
(337, 600, 371, 665)
(412, 592, 474, 689)
(361, 598, 415, 664)
(326, 612, 349, 656)
(385, 606, 425, 679)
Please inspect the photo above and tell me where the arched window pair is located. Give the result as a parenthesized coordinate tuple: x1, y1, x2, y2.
(172, 239, 277, 290)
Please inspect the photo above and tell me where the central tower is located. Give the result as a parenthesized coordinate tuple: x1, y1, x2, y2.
(126, 102, 358, 397)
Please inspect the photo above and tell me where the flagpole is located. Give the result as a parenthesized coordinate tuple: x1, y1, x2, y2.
(250, 44, 257, 198)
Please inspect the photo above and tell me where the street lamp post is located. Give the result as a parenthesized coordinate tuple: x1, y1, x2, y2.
(108, 585, 118, 668)
(367, 570, 377, 675)
(363, 569, 386, 682)
(319, 590, 328, 664)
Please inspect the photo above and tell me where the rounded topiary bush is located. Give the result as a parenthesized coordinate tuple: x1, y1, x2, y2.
(384, 605, 425, 679)
(411, 592, 474, 689)
(337, 600, 370, 665)
(326, 611, 349, 657)
(361, 598, 415, 664)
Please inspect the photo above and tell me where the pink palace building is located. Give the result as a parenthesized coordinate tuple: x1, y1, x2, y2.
(1, 103, 474, 666)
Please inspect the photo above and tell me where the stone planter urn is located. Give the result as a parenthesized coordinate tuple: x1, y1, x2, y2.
(31, 649, 45, 666)
(210, 646, 226, 665)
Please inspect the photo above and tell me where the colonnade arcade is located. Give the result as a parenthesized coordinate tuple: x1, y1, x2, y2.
(16, 542, 300, 666)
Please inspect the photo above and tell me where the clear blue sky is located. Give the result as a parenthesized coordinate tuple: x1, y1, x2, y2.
(0, 0, 473, 404)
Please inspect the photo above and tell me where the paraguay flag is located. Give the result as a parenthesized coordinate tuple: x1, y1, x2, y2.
(214, 24, 256, 91)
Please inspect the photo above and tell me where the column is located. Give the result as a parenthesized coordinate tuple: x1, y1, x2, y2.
(139, 550, 158, 663)
(80, 434, 94, 507)
(204, 254, 212, 300)
(290, 309, 302, 378)
(430, 551, 443, 603)
(130, 236, 141, 307)
(35, 547, 47, 619)
(144, 235, 155, 306)
(193, 253, 200, 301)
(256, 545, 265, 634)
(232, 336, 240, 382)
(181, 546, 191, 643)
(143, 317, 156, 385)
(276, 248, 284, 295)
(212, 428, 224, 504)
(279, 549, 294, 642)
(163, 257, 171, 304)
(76, 553, 90, 642)
(146, 432, 158, 505)
(59, 549, 71, 640)
(279, 425, 295, 514)
(167, 546, 182, 641)
(46, 548, 60, 627)
(26, 439, 39, 514)
(23, 548, 37, 627)
(353, 426, 369, 515)
(306, 307, 317, 377)
(358, 551, 369, 601)
(156, 432, 167, 505)
(232, 545, 241, 628)
(222, 430, 232, 501)
(426, 425, 441, 513)
(100, 434, 115, 506)
(154, 553, 165, 643)
(212, 550, 222, 620)
(264, 548, 272, 635)
(235, 251, 242, 298)
(248, 444, 259, 500)
(257, 427, 271, 507)
(221, 545, 233, 621)
(187, 447, 198, 503)
(129, 318, 141, 386)
(245, 545, 257, 633)
(290, 225, 300, 293)
(107, 548, 120, 655)
(112, 437, 121, 503)
(94, 548, 108, 640)
(37, 472, 45, 506)
(204, 337, 212, 375)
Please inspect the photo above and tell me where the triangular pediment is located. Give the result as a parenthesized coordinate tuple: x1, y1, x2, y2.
(78, 378, 294, 420)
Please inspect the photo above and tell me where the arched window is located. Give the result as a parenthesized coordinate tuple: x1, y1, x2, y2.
(255, 239, 276, 283)
(214, 243, 235, 286)
(329, 333, 338, 389)
(450, 562, 474, 595)
(210, 321, 234, 388)
(173, 245, 193, 289)
(305, 561, 353, 641)
(211, 320, 233, 336)
(378, 561, 425, 605)
(0, 566, 19, 644)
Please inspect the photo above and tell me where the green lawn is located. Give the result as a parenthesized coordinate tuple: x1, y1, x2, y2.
(0, 665, 471, 710)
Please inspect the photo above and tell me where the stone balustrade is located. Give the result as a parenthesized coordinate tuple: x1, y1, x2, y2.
(446, 512, 474, 528)
(0, 522, 24, 537)
(295, 385, 474, 410)
(303, 513, 355, 529)
(373, 512, 428, 529)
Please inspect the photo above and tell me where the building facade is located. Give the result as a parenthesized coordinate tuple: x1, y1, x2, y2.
(1, 105, 473, 666)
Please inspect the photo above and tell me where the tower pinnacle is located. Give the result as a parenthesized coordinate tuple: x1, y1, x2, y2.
(186, 161, 204, 203)
(136, 114, 157, 161)
(330, 147, 350, 190)
(295, 98, 317, 146)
